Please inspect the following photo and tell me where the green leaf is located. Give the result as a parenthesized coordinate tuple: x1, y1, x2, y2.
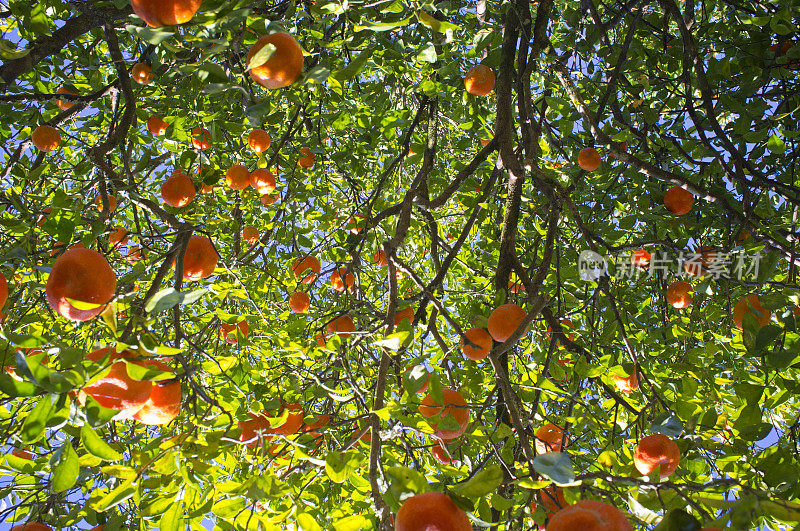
(125, 24, 175, 45)
(453, 465, 503, 498)
(352, 17, 412, 32)
(90, 477, 137, 511)
(212, 497, 246, 518)
(65, 297, 103, 311)
(325, 451, 362, 484)
(247, 43, 276, 71)
(532, 452, 575, 485)
(650, 412, 684, 438)
(297, 512, 324, 531)
(145, 287, 207, 314)
(160, 499, 184, 530)
(81, 425, 122, 461)
(402, 364, 428, 395)
(652, 508, 701, 531)
(331, 46, 373, 81)
(767, 134, 786, 154)
(20, 394, 58, 444)
(417, 10, 461, 33)
(51, 443, 79, 493)
(0, 372, 39, 397)
(755, 324, 782, 352)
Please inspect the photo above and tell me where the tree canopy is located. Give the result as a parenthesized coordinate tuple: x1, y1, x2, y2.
(1, 0, 800, 529)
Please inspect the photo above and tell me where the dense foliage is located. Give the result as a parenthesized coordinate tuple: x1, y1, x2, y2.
(1, 0, 800, 529)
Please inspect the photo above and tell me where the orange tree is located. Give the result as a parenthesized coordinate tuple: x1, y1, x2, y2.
(0, 0, 799, 529)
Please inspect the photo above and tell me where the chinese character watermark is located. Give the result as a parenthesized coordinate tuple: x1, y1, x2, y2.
(577, 250, 763, 281)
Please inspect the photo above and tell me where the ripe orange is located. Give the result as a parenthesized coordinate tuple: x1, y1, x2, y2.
(293, 256, 321, 284)
(395, 492, 471, 531)
(419, 388, 469, 440)
(94, 193, 117, 214)
(31, 125, 60, 151)
(733, 294, 771, 330)
(181, 235, 218, 280)
(632, 249, 651, 266)
(480, 137, 491, 147)
(191, 127, 212, 150)
(133, 360, 181, 425)
(147, 115, 168, 136)
(666, 281, 692, 309)
(242, 225, 259, 244)
(609, 140, 629, 158)
(36, 206, 52, 227)
(303, 414, 330, 431)
(464, 64, 495, 96)
(578, 147, 601, 171)
(298, 147, 315, 169)
(330, 267, 355, 291)
(373, 250, 388, 266)
(270, 403, 304, 436)
(346, 216, 363, 234)
(9, 523, 53, 531)
(535, 422, 568, 453)
(288, 292, 310, 313)
(82, 349, 152, 417)
(611, 370, 639, 393)
(130, 0, 202, 27)
(238, 411, 271, 448)
(327, 314, 355, 339)
(126, 245, 145, 263)
(547, 318, 575, 347)
(0, 273, 7, 309)
(260, 193, 278, 206)
(633, 433, 680, 478)
(221, 320, 249, 344)
(247, 32, 304, 89)
(226, 164, 251, 190)
(394, 306, 415, 327)
(161, 171, 196, 207)
(460, 327, 493, 361)
(11, 448, 33, 460)
(109, 226, 129, 246)
(548, 499, 633, 531)
(248, 129, 271, 153)
(131, 62, 153, 85)
(250, 168, 276, 194)
(46, 247, 116, 321)
(664, 186, 694, 215)
(487, 303, 527, 342)
(532, 486, 567, 518)
(56, 86, 77, 110)
(431, 442, 454, 465)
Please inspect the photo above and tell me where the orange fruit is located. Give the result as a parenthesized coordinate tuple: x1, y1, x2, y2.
(480, 137, 490, 147)
(460, 327, 493, 361)
(247, 32, 304, 89)
(270, 403, 304, 436)
(330, 267, 355, 291)
(535, 422, 568, 453)
(733, 294, 771, 330)
(130, 0, 202, 27)
(487, 303, 527, 342)
(0, 273, 7, 309)
(181, 235, 218, 281)
(11, 448, 33, 460)
(532, 486, 567, 518)
(346, 216, 363, 234)
(611, 370, 639, 393)
(82, 349, 152, 417)
(609, 140, 629, 159)
(147, 115, 168, 135)
(126, 246, 145, 263)
(248, 129, 271, 153)
(46, 247, 116, 321)
(632, 250, 651, 266)
(9, 523, 53, 531)
(161, 171, 196, 207)
(131, 62, 153, 85)
(298, 147, 315, 169)
(666, 281, 692, 309)
(288, 292, 310, 313)
(133, 360, 181, 425)
(250, 168, 276, 194)
(109, 226, 129, 246)
(260, 193, 278, 206)
(226, 164, 251, 190)
(94, 193, 117, 214)
(31, 125, 60, 152)
(548, 499, 633, 531)
(464, 64, 495, 96)
(56, 86, 77, 110)
(633, 433, 680, 478)
(395, 492, 471, 531)
(303, 414, 330, 431)
(36, 206, 52, 227)
(221, 320, 249, 344)
(431, 442, 454, 465)
(419, 388, 469, 440)
(394, 306, 415, 327)
(326, 314, 355, 339)
(292, 256, 321, 284)
(242, 225, 259, 244)
(547, 318, 575, 347)
(373, 250, 388, 266)
(577, 147, 601, 171)
(191, 127, 212, 150)
(664, 186, 694, 215)
(238, 412, 271, 448)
